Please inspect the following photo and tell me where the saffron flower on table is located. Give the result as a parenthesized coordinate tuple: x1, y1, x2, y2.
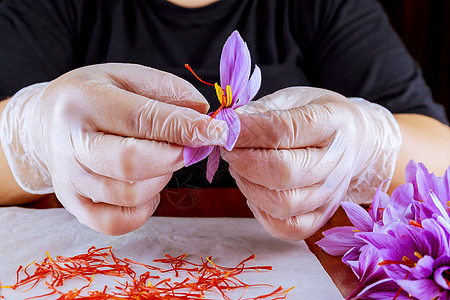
(318, 160, 450, 300)
(183, 30, 262, 182)
(316, 184, 390, 258)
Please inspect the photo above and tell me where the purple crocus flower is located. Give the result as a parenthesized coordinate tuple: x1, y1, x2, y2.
(183, 31, 261, 182)
(342, 246, 396, 300)
(406, 160, 450, 221)
(406, 161, 450, 206)
(316, 181, 390, 257)
(316, 202, 372, 257)
(318, 161, 450, 300)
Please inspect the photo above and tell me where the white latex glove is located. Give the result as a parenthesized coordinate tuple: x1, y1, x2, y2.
(221, 87, 401, 241)
(0, 63, 227, 235)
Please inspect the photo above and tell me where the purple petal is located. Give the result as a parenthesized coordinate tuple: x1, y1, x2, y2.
(379, 261, 410, 280)
(342, 247, 360, 274)
(341, 201, 374, 232)
(421, 218, 450, 257)
(434, 266, 450, 290)
(414, 189, 450, 222)
(219, 31, 250, 97)
(405, 160, 419, 199)
(346, 259, 360, 278)
(382, 205, 408, 224)
(416, 162, 450, 204)
(346, 246, 388, 298)
(343, 246, 364, 265)
(233, 65, 262, 108)
(435, 216, 450, 236)
(389, 183, 414, 218)
(316, 226, 365, 256)
(396, 279, 443, 299)
(434, 256, 450, 290)
(322, 225, 355, 237)
(434, 255, 450, 268)
(408, 161, 450, 211)
(357, 246, 385, 281)
(374, 217, 403, 234)
(429, 190, 450, 220)
(216, 108, 240, 151)
(408, 255, 434, 279)
(184, 146, 213, 166)
(441, 166, 450, 200)
(206, 146, 220, 183)
(390, 223, 432, 260)
(369, 181, 390, 222)
(356, 232, 392, 250)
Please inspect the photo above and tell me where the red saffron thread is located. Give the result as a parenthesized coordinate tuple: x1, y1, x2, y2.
(1, 246, 294, 300)
(184, 64, 215, 87)
(392, 271, 409, 300)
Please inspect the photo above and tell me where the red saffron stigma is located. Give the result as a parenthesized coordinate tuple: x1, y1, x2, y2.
(210, 104, 225, 120)
(379, 258, 416, 268)
(409, 220, 423, 228)
(185, 64, 215, 87)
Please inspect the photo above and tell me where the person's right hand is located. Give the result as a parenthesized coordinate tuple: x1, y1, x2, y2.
(0, 63, 227, 235)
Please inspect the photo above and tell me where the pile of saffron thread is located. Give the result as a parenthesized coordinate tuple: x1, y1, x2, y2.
(0, 246, 294, 299)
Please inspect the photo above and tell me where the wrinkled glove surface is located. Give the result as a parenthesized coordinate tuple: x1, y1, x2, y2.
(222, 87, 401, 241)
(1, 63, 228, 235)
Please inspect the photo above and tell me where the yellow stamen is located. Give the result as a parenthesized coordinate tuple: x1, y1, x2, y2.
(353, 229, 361, 232)
(401, 256, 417, 267)
(414, 252, 423, 259)
(215, 83, 224, 106)
(226, 85, 232, 107)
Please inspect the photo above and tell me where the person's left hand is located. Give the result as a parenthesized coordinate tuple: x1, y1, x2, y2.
(221, 87, 401, 241)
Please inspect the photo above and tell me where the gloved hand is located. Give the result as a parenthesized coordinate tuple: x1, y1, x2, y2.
(221, 87, 401, 241)
(0, 63, 227, 235)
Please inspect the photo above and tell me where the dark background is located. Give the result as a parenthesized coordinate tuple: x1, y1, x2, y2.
(378, 0, 450, 120)
(0, 0, 448, 120)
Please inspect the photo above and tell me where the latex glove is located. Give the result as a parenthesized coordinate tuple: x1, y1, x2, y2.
(221, 87, 401, 241)
(0, 63, 227, 235)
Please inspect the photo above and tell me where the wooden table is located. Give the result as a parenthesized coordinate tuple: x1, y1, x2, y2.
(22, 188, 358, 298)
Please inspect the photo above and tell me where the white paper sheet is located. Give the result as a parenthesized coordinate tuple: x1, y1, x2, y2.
(0, 207, 342, 299)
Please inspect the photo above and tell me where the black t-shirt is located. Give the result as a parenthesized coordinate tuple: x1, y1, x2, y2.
(0, 0, 447, 188)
